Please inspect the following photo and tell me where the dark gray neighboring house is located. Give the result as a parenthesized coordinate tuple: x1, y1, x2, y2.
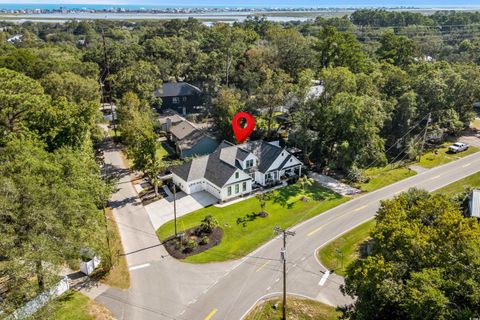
(467, 189, 480, 219)
(154, 82, 203, 115)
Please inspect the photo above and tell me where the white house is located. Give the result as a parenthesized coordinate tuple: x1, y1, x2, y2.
(171, 140, 303, 202)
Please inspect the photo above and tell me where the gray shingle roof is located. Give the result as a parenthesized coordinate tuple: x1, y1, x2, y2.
(172, 140, 290, 189)
(170, 120, 197, 140)
(155, 82, 202, 98)
(171, 151, 237, 188)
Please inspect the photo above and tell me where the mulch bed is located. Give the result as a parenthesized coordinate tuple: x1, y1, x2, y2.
(163, 226, 223, 259)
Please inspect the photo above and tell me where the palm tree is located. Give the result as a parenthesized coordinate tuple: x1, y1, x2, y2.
(256, 191, 272, 215)
(298, 175, 314, 200)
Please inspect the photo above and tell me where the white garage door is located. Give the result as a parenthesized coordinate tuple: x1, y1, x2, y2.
(189, 182, 203, 193)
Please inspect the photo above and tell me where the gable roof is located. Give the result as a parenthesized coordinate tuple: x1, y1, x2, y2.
(170, 119, 217, 152)
(172, 151, 238, 188)
(170, 120, 197, 140)
(155, 82, 202, 98)
(173, 140, 299, 189)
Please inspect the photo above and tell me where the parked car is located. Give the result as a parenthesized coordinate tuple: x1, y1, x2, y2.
(449, 142, 469, 153)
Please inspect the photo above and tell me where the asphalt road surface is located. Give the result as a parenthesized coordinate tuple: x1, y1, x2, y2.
(100, 138, 480, 320)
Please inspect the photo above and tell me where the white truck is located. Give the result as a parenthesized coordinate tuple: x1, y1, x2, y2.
(448, 142, 469, 153)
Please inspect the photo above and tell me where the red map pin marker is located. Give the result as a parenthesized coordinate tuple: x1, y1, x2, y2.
(232, 112, 256, 143)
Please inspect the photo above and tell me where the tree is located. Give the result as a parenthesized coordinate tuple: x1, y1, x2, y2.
(298, 175, 314, 196)
(256, 192, 272, 214)
(313, 26, 368, 73)
(116, 92, 158, 172)
(376, 31, 419, 68)
(308, 68, 386, 171)
(40, 71, 100, 104)
(211, 87, 245, 141)
(111, 60, 162, 105)
(0, 68, 49, 144)
(342, 188, 480, 320)
(0, 138, 108, 310)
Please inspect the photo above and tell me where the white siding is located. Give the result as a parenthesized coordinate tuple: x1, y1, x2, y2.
(220, 180, 252, 201)
(224, 169, 251, 186)
(240, 153, 257, 170)
(265, 149, 290, 172)
(172, 174, 190, 194)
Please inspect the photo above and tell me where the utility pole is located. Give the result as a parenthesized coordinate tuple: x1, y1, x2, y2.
(418, 112, 432, 162)
(101, 28, 117, 138)
(274, 226, 296, 320)
(173, 184, 178, 237)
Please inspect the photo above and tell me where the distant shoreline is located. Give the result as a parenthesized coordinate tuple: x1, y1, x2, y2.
(1, 5, 480, 24)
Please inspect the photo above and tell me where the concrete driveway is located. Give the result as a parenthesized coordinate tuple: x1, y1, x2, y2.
(145, 190, 218, 230)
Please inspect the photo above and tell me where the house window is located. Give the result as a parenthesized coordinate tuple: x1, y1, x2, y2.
(235, 184, 239, 194)
(182, 96, 187, 102)
(242, 182, 247, 191)
(172, 97, 179, 104)
(228, 186, 232, 196)
(246, 159, 254, 168)
(235, 172, 239, 179)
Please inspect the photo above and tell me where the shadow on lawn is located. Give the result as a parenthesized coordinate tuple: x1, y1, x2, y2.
(272, 184, 333, 208)
(237, 212, 262, 227)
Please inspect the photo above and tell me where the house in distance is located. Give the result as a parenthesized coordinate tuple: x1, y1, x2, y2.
(171, 140, 303, 202)
(159, 111, 218, 158)
(155, 82, 204, 115)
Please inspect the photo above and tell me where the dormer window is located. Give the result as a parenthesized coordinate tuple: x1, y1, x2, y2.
(246, 159, 254, 168)
(281, 152, 284, 156)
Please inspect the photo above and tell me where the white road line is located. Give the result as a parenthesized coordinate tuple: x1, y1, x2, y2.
(318, 271, 330, 286)
(301, 256, 306, 261)
(266, 286, 271, 291)
(180, 310, 186, 315)
(462, 163, 472, 168)
(128, 263, 150, 271)
(275, 278, 280, 282)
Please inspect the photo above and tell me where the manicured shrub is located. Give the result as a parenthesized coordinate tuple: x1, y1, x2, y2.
(200, 236, 209, 245)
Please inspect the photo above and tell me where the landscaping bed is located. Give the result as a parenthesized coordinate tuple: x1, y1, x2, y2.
(163, 226, 224, 259)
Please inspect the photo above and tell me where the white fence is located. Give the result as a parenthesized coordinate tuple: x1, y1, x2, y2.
(7, 276, 70, 319)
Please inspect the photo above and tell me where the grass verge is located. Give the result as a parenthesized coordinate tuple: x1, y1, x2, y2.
(355, 166, 416, 192)
(99, 208, 130, 289)
(244, 296, 340, 320)
(50, 291, 113, 320)
(434, 171, 480, 195)
(157, 184, 347, 263)
(417, 145, 478, 169)
(317, 220, 375, 277)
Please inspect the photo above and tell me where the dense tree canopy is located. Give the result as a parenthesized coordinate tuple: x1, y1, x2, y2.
(343, 189, 480, 319)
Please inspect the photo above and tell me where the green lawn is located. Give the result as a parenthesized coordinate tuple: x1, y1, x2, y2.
(354, 144, 479, 193)
(245, 296, 340, 320)
(355, 166, 416, 192)
(435, 171, 480, 195)
(417, 145, 479, 169)
(156, 141, 170, 161)
(318, 220, 375, 277)
(157, 184, 347, 263)
(471, 119, 480, 130)
(49, 291, 113, 320)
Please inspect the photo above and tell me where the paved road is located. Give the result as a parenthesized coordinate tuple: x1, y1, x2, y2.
(98, 138, 238, 319)
(181, 151, 480, 320)
(99, 135, 480, 320)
